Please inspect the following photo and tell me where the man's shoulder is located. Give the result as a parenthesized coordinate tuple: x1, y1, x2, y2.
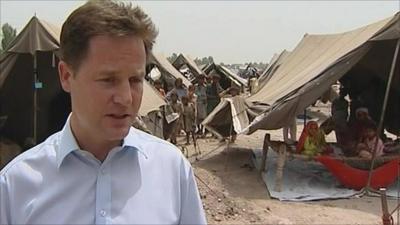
(0, 132, 60, 177)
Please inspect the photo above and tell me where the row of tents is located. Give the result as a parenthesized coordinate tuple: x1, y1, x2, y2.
(204, 12, 400, 138)
(0, 17, 167, 146)
(0, 16, 249, 147)
(1, 12, 399, 148)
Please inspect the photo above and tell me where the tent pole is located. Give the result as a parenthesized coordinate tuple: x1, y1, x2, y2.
(33, 52, 38, 145)
(366, 38, 400, 191)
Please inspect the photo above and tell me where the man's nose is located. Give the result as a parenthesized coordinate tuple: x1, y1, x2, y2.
(113, 82, 132, 106)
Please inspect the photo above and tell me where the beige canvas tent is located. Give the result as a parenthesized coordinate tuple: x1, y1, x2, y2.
(203, 63, 248, 91)
(172, 53, 203, 80)
(256, 49, 291, 92)
(148, 52, 192, 90)
(0, 17, 167, 146)
(245, 12, 400, 134)
(203, 12, 400, 138)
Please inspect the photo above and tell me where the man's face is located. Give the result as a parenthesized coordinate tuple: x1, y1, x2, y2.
(59, 35, 146, 143)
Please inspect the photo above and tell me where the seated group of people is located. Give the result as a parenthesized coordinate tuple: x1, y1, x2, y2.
(296, 107, 385, 160)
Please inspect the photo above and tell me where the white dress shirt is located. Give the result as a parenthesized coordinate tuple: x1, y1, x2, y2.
(0, 118, 206, 224)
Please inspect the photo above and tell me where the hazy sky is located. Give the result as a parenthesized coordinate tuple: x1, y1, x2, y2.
(1, 1, 398, 63)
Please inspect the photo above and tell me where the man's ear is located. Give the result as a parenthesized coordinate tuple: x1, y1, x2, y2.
(58, 61, 73, 93)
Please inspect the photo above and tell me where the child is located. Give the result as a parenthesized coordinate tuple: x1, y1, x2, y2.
(168, 92, 183, 144)
(181, 96, 196, 145)
(356, 122, 384, 160)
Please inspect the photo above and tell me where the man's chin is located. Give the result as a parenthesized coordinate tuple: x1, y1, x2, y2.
(108, 126, 131, 142)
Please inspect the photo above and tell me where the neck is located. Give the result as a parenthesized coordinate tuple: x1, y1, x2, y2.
(70, 114, 121, 161)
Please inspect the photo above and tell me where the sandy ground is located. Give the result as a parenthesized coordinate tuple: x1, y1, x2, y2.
(177, 102, 400, 225)
(178, 130, 400, 225)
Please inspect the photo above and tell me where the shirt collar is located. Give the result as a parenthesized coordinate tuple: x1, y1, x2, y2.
(56, 114, 148, 168)
(56, 115, 80, 168)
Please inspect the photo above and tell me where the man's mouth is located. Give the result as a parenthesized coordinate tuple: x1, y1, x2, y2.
(107, 114, 131, 119)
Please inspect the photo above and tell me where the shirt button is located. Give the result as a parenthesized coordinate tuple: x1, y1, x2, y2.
(100, 210, 106, 217)
(101, 169, 106, 175)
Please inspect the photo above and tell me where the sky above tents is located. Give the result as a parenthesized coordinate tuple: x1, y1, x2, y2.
(0, 1, 398, 64)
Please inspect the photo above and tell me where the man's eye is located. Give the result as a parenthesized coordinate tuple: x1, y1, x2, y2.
(129, 77, 143, 84)
(100, 78, 114, 83)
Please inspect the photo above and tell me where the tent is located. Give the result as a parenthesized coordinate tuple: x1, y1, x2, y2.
(0, 16, 67, 146)
(148, 52, 192, 91)
(256, 49, 291, 92)
(203, 12, 400, 138)
(0, 17, 167, 146)
(244, 12, 400, 135)
(172, 53, 203, 82)
(203, 63, 248, 91)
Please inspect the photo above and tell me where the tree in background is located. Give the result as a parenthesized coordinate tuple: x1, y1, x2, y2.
(0, 23, 17, 53)
(194, 56, 214, 66)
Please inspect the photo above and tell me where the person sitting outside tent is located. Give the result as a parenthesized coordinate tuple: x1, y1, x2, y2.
(168, 92, 183, 144)
(348, 107, 375, 143)
(181, 96, 196, 145)
(166, 78, 188, 101)
(355, 121, 384, 160)
(153, 79, 166, 97)
(194, 74, 207, 136)
(331, 87, 349, 147)
(296, 121, 332, 157)
(206, 73, 223, 115)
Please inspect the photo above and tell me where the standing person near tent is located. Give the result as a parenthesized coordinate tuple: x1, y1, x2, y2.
(168, 92, 183, 145)
(188, 84, 197, 106)
(331, 87, 349, 147)
(166, 78, 188, 101)
(194, 74, 207, 136)
(206, 74, 223, 115)
(181, 96, 196, 145)
(0, 1, 206, 224)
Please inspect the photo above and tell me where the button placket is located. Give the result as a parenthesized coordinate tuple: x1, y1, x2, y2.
(95, 162, 111, 224)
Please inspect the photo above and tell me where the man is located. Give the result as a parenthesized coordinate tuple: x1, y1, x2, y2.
(206, 73, 223, 115)
(166, 78, 188, 101)
(0, 1, 206, 224)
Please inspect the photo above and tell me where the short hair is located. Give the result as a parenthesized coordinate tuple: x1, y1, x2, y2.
(60, 0, 158, 71)
(174, 78, 183, 86)
(154, 79, 162, 85)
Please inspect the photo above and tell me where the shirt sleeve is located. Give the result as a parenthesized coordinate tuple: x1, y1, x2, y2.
(0, 173, 11, 224)
(179, 160, 207, 225)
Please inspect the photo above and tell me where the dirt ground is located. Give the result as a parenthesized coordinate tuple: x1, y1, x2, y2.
(177, 103, 400, 225)
(0, 103, 399, 224)
(178, 130, 399, 225)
